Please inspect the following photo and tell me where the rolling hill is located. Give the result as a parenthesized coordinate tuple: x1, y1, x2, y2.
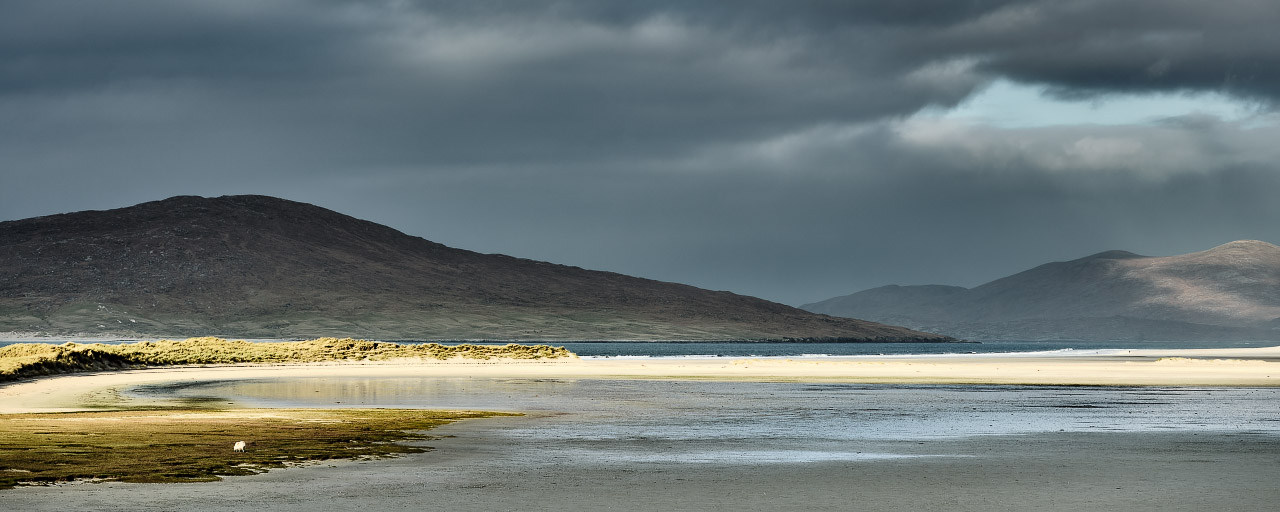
(803, 241, 1280, 341)
(0, 195, 949, 342)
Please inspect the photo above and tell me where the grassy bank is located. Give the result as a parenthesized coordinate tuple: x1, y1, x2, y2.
(0, 408, 512, 489)
(0, 337, 574, 383)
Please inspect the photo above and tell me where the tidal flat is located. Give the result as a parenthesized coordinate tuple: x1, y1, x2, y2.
(4, 376, 1279, 511)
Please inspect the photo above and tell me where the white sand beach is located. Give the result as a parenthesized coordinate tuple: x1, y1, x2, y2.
(3, 346, 1279, 413)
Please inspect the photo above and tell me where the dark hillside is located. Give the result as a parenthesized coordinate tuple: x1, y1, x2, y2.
(0, 195, 949, 341)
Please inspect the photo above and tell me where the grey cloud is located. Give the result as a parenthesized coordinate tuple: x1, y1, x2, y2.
(0, 0, 995, 180)
(0, 1, 362, 93)
(938, 0, 1280, 102)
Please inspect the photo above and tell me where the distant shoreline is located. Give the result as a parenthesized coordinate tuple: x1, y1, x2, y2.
(0, 335, 966, 344)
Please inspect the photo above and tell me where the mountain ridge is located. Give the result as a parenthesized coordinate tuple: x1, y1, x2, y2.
(803, 241, 1280, 341)
(0, 195, 950, 342)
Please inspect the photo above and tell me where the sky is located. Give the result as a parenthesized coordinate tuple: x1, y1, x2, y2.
(3, 0, 1280, 306)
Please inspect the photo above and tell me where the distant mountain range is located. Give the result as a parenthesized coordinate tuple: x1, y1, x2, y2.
(0, 195, 949, 342)
(803, 241, 1280, 341)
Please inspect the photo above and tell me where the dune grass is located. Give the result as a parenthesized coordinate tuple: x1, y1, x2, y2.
(0, 337, 574, 383)
(0, 407, 513, 489)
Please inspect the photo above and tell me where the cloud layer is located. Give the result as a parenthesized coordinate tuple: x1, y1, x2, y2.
(3, 0, 1279, 304)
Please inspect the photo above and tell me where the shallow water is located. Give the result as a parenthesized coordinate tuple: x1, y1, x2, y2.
(130, 378, 1280, 465)
(8, 378, 1279, 512)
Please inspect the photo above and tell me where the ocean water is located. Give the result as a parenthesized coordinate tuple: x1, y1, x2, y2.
(515, 339, 1276, 358)
(4, 338, 1275, 356)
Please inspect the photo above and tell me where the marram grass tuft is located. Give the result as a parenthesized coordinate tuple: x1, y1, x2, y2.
(0, 337, 574, 383)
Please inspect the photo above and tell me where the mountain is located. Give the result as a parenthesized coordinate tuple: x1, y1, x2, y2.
(803, 241, 1280, 341)
(0, 195, 949, 341)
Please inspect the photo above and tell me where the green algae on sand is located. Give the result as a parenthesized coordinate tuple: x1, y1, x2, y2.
(0, 408, 514, 489)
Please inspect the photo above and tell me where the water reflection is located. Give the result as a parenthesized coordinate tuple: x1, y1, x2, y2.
(124, 378, 1280, 465)
(131, 378, 1280, 439)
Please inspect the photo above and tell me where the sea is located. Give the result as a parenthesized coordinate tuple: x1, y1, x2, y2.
(512, 339, 1275, 358)
(3, 338, 1276, 356)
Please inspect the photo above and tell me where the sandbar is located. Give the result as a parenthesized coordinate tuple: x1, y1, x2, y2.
(2, 345, 1278, 413)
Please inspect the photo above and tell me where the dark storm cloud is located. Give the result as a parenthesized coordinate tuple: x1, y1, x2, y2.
(0, 2, 358, 93)
(5, 1, 1275, 166)
(0, 0, 997, 193)
(3, 0, 1280, 305)
(940, 0, 1280, 101)
(0, 0, 993, 161)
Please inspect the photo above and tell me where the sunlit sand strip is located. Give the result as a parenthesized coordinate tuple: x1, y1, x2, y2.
(2, 346, 1279, 413)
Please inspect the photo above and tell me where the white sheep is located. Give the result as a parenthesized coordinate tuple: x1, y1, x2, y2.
(233, 441, 246, 452)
